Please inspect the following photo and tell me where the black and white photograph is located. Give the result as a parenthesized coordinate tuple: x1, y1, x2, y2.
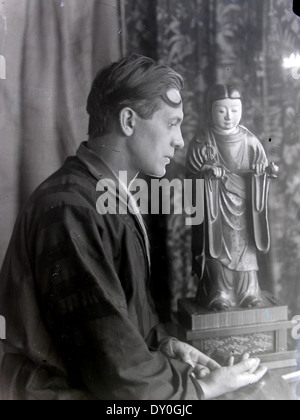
(0, 0, 300, 402)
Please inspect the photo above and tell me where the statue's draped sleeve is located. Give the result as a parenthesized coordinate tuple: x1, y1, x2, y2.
(252, 162, 271, 254)
(186, 130, 224, 280)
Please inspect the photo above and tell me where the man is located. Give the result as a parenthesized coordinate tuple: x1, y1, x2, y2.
(0, 55, 267, 400)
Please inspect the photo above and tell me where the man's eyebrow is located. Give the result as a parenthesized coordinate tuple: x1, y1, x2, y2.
(170, 115, 184, 123)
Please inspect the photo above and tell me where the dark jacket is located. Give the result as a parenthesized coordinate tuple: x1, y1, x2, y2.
(0, 142, 194, 400)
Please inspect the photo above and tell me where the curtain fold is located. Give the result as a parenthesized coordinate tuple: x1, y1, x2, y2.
(0, 0, 121, 264)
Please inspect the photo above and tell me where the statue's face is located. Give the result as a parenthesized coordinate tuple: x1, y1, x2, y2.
(212, 98, 242, 135)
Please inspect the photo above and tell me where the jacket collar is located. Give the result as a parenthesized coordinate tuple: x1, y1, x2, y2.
(76, 142, 151, 271)
(76, 141, 118, 182)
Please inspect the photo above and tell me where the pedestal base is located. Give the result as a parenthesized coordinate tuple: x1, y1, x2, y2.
(177, 292, 298, 369)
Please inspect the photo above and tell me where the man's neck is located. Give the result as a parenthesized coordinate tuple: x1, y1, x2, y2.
(87, 136, 139, 187)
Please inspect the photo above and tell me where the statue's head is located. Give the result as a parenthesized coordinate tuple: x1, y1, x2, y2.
(207, 84, 242, 135)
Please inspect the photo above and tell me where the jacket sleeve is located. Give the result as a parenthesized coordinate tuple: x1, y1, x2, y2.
(32, 204, 196, 400)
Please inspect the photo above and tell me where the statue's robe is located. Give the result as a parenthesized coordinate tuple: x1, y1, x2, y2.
(186, 126, 270, 307)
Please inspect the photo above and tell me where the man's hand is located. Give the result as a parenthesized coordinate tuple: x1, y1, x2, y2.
(159, 339, 221, 379)
(198, 354, 268, 400)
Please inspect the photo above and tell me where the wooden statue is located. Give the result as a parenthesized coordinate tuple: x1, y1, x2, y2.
(186, 85, 278, 312)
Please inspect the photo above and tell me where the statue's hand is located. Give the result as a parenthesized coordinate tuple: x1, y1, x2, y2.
(252, 162, 279, 178)
(202, 165, 226, 180)
(252, 162, 268, 176)
(266, 162, 279, 179)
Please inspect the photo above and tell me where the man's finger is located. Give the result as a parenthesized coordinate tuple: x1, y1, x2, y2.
(228, 356, 235, 367)
(244, 366, 268, 385)
(248, 358, 261, 374)
(176, 342, 222, 370)
(233, 358, 260, 374)
(181, 357, 195, 368)
(195, 353, 222, 370)
(242, 353, 250, 361)
(193, 365, 210, 379)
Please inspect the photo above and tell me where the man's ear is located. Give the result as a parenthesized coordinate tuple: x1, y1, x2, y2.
(119, 107, 136, 136)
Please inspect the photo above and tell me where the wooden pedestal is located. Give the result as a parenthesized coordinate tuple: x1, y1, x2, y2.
(177, 292, 298, 369)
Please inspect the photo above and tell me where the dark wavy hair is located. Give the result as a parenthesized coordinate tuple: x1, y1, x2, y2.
(87, 54, 184, 138)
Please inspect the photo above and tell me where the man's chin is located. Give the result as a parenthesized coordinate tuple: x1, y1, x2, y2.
(145, 167, 167, 178)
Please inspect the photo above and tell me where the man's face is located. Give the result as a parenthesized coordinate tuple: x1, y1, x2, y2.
(130, 101, 184, 178)
(212, 98, 242, 135)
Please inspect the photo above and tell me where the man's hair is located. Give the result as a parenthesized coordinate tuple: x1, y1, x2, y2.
(87, 54, 184, 138)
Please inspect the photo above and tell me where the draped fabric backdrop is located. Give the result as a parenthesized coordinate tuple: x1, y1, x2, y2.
(0, 0, 121, 265)
(124, 0, 300, 317)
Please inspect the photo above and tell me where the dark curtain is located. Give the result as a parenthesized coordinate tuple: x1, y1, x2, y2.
(0, 0, 121, 265)
(124, 0, 300, 318)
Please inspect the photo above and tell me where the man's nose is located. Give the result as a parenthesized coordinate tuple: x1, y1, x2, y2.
(173, 129, 185, 150)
